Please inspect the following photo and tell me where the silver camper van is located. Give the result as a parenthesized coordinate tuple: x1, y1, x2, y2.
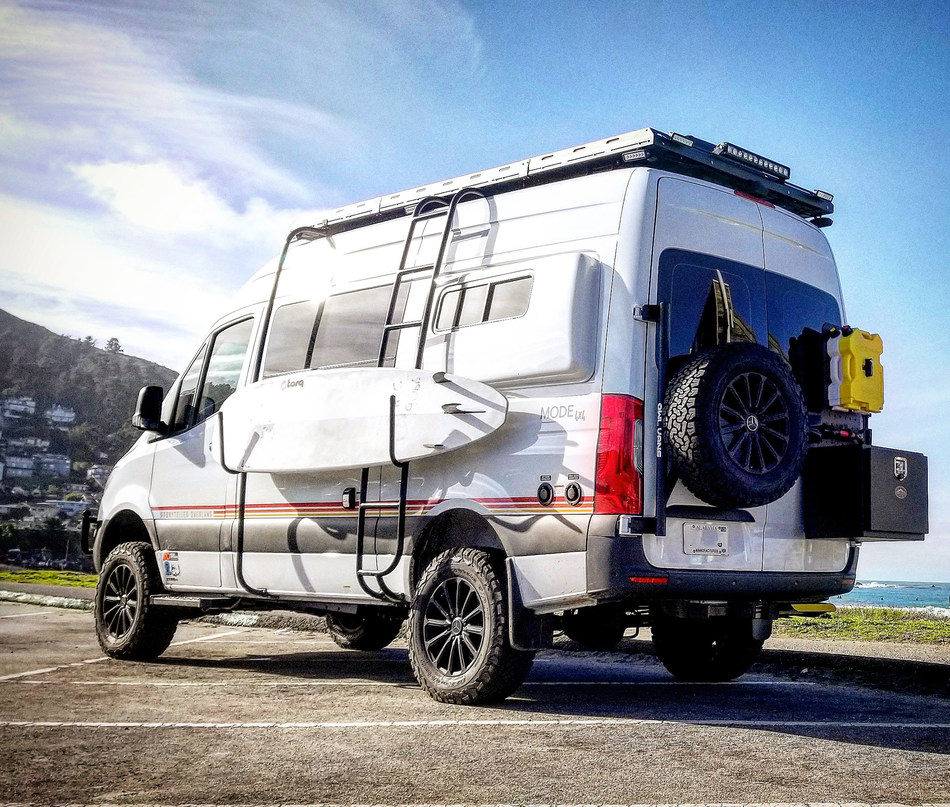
(85, 128, 928, 703)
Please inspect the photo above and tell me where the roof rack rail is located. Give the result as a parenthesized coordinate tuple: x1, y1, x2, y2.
(311, 127, 834, 236)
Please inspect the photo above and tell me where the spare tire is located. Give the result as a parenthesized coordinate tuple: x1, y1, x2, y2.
(664, 342, 807, 508)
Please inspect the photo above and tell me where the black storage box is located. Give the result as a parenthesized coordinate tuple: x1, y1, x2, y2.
(803, 444, 928, 540)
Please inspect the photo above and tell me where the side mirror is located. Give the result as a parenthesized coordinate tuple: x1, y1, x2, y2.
(132, 385, 166, 433)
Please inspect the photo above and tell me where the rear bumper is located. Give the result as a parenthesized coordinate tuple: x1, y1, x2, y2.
(587, 528, 858, 604)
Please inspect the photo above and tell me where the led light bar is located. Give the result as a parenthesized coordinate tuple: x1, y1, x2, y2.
(714, 142, 791, 181)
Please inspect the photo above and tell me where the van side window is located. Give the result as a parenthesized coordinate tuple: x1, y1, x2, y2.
(263, 301, 320, 377)
(436, 275, 533, 331)
(309, 284, 397, 369)
(168, 318, 254, 434)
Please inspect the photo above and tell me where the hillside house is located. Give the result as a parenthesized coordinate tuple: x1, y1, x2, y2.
(86, 465, 112, 488)
(1, 397, 36, 420)
(34, 454, 71, 476)
(2, 455, 34, 478)
(45, 404, 77, 429)
(7, 437, 51, 453)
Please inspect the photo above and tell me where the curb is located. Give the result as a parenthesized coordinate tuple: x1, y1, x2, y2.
(0, 589, 93, 611)
(0, 589, 330, 633)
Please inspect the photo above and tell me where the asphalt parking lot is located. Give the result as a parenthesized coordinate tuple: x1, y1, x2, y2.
(1, 599, 949, 805)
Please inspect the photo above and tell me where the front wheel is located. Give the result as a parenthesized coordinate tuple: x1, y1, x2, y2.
(408, 548, 534, 704)
(651, 617, 763, 682)
(94, 542, 179, 660)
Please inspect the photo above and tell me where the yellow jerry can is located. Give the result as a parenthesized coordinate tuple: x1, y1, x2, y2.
(826, 328, 884, 412)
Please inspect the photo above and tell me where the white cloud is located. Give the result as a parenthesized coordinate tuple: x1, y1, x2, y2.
(72, 161, 239, 237)
(0, 0, 346, 205)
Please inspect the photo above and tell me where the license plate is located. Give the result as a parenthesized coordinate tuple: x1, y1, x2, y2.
(684, 523, 728, 555)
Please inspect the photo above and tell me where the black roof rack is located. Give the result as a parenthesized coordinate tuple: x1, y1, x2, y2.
(306, 127, 834, 238)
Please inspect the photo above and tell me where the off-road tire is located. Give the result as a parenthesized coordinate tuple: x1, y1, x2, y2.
(326, 608, 405, 650)
(408, 548, 535, 704)
(561, 605, 627, 650)
(651, 617, 763, 682)
(94, 541, 179, 660)
(664, 342, 808, 508)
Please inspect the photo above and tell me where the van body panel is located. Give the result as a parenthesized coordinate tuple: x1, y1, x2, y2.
(760, 204, 843, 302)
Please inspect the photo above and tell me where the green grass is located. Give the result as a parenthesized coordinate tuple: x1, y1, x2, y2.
(0, 569, 98, 588)
(775, 606, 950, 644)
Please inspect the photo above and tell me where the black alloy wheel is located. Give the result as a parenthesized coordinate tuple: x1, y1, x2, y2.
(718, 370, 791, 475)
(101, 560, 140, 642)
(422, 576, 485, 676)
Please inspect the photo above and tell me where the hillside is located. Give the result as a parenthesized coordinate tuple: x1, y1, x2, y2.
(0, 309, 177, 468)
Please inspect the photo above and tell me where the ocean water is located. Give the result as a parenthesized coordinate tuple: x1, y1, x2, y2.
(832, 579, 950, 616)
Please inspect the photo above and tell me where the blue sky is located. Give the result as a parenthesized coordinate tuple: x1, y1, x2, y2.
(1, 0, 948, 580)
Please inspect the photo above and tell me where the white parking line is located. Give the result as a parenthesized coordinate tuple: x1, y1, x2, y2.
(168, 629, 244, 648)
(0, 718, 947, 730)
(0, 611, 49, 619)
(2, 678, 815, 688)
(0, 629, 243, 681)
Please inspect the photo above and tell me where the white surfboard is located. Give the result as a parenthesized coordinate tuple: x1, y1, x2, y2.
(220, 367, 508, 473)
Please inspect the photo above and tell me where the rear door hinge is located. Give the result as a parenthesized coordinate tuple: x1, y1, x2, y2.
(634, 304, 661, 322)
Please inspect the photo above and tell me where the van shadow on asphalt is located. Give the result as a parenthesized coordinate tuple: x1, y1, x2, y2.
(152, 641, 950, 757)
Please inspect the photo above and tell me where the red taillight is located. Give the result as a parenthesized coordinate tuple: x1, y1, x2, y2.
(594, 394, 643, 515)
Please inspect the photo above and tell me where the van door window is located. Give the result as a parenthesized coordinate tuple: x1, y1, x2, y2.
(169, 344, 207, 434)
(168, 318, 254, 433)
(658, 250, 767, 370)
(197, 318, 255, 421)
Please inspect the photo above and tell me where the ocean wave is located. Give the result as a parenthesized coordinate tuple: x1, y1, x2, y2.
(855, 581, 900, 589)
(916, 606, 950, 619)
(837, 604, 950, 619)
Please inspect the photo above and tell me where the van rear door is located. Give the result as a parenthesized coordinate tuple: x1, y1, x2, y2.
(645, 176, 769, 573)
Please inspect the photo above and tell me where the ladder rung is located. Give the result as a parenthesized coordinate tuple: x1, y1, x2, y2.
(411, 207, 450, 222)
(394, 265, 434, 279)
(358, 501, 403, 512)
(383, 320, 422, 333)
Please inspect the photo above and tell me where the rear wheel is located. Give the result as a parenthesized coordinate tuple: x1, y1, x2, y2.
(94, 542, 178, 660)
(651, 617, 763, 682)
(326, 608, 404, 650)
(408, 548, 534, 704)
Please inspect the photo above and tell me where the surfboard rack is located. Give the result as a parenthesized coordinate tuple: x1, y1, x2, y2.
(355, 186, 489, 603)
